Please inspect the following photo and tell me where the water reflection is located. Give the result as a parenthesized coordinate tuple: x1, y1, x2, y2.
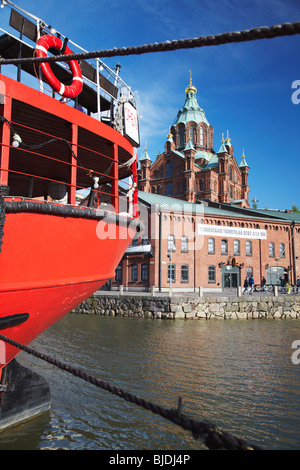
(0, 315, 299, 450)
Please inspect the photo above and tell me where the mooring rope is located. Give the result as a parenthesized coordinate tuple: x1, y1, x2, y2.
(0, 332, 263, 450)
(0, 21, 299, 66)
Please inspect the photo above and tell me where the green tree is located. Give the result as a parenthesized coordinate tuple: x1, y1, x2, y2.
(292, 204, 299, 213)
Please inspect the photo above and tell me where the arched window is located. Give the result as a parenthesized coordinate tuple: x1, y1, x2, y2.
(200, 127, 204, 145)
(130, 264, 138, 282)
(190, 126, 194, 144)
(221, 239, 228, 255)
(180, 127, 185, 147)
(115, 264, 122, 282)
(208, 266, 216, 283)
(141, 263, 148, 281)
(199, 179, 204, 191)
(168, 264, 176, 282)
(208, 238, 215, 254)
(181, 265, 189, 282)
(165, 161, 173, 178)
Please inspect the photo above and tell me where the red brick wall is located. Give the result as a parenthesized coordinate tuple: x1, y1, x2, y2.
(111, 206, 300, 291)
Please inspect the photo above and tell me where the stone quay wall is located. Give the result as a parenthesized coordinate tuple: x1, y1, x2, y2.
(72, 294, 300, 320)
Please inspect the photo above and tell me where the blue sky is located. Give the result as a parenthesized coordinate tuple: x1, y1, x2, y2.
(1, 0, 300, 210)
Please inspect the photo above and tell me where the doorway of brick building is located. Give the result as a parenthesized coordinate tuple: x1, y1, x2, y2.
(222, 265, 240, 292)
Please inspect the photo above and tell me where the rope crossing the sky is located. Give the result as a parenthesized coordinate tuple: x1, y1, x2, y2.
(0, 21, 300, 65)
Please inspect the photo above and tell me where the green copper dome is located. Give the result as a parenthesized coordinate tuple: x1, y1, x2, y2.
(173, 74, 209, 127)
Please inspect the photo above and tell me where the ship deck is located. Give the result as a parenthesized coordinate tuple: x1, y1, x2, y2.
(0, 74, 134, 200)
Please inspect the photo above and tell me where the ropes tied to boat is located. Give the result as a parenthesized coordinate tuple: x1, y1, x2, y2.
(35, 35, 83, 98)
(0, 21, 299, 66)
(0, 186, 8, 253)
(0, 332, 263, 450)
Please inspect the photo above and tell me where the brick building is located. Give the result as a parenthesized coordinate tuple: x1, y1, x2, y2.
(109, 76, 300, 293)
(112, 192, 300, 293)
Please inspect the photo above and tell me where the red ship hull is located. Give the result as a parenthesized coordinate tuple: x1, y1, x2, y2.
(0, 4, 141, 429)
(0, 204, 138, 370)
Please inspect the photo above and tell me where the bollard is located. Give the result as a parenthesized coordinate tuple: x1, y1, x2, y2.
(199, 286, 203, 297)
(119, 284, 123, 295)
(274, 285, 278, 297)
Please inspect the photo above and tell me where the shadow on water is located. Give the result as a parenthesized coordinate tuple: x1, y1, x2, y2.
(0, 314, 300, 450)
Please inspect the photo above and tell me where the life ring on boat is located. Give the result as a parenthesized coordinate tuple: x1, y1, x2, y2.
(36, 35, 83, 99)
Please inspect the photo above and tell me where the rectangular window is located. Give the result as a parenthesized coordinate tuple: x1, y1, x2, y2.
(181, 265, 189, 282)
(221, 239, 228, 255)
(246, 240, 252, 256)
(181, 236, 188, 252)
(269, 242, 275, 257)
(141, 263, 148, 281)
(167, 264, 175, 282)
(165, 182, 173, 195)
(168, 235, 176, 252)
(208, 237, 215, 254)
(279, 243, 285, 258)
(234, 240, 240, 255)
(208, 265, 216, 283)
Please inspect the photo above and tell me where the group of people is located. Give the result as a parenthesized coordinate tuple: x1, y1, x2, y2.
(242, 275, 256, 294)
(243, 276, 300, 294)
(243, 275, 268, 294)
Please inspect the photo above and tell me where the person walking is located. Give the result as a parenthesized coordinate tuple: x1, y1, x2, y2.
(243, 277, 249, 294)
(249, 275, 254, 294)
(280, 276, 286, 294)
(261, 276, 267, 293)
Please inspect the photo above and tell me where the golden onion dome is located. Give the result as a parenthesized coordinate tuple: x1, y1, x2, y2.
(185, 70, 197, 94)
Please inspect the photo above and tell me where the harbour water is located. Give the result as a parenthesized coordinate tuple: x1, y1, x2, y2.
(0, 314, 299, 451)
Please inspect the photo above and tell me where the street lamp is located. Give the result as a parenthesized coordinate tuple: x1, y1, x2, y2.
(167, 252, 172, 297)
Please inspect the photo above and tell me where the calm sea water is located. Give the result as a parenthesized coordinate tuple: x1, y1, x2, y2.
(0, 314, 299, 451)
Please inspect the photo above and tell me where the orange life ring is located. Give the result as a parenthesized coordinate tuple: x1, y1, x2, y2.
(36, 35, 83, 99)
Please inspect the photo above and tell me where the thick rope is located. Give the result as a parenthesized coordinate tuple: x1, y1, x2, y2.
(0, 22, 299, 66)
(0, 332, 263, 450)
